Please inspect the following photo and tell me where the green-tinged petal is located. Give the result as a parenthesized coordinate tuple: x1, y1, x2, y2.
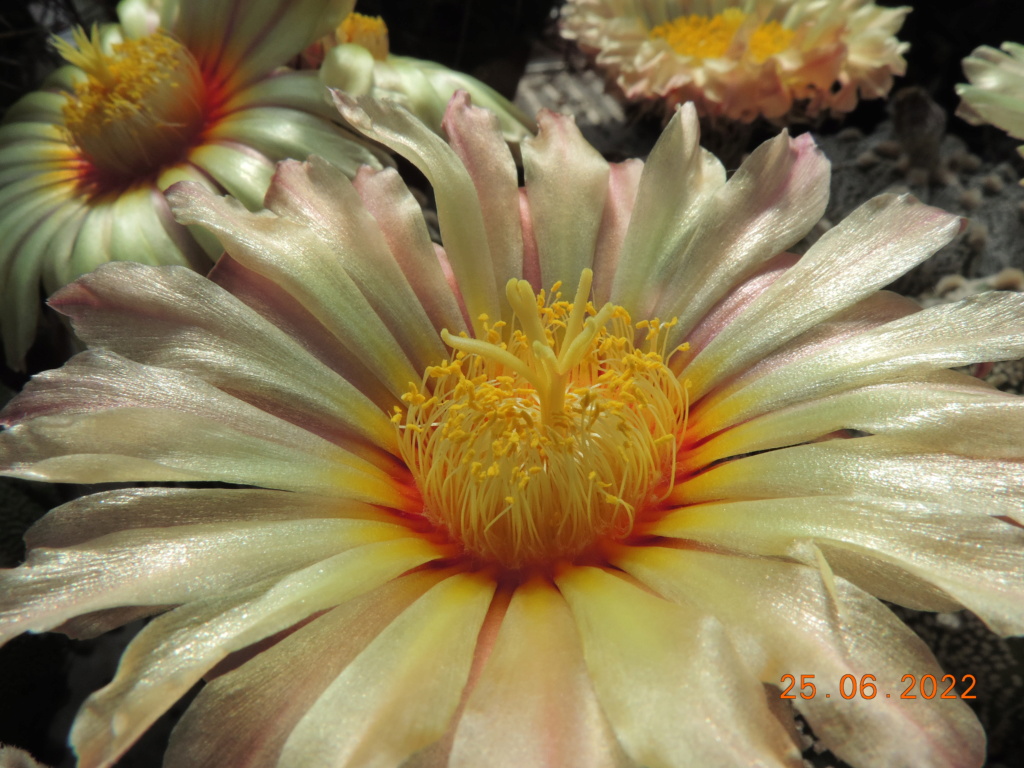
(692, 291, 1024, 439)
(441, 91, 524, 292)
(673, 435, 1024, 525)
(683, 194, 963, 400)
(332, 92, 500, 334)
(405, 57, 536, 140)
(555, 566, 801, 768)
(261, 157, 446, 369)
(688, 379, 1024, 468)
(187, 141, 276, 211)
(0, 351, 409, 507)
(155, 162, 229, 259)
(352, 167, 467, 334)
(176, 0, 352, 91)
(0, 516, 405, 644)
(610, 103, 724, 312)
(210, 106, 385, 177)
(278, 572, 495, 768)
(0, 120, 68, 147)
(521, 109, 609, 289)
(105, 185, 192, 270)
(167, 180, 425, 400)
(1, 88, 71, 125)
(957, 43, 1024, 139)
(70, 536, 441, 768)
(26, 487, 397, 549)
(649, 496, 1024, 634)
(51, 262, 397, 454)
(163, 570, 445, 768)
(64, 201, 116, 281)
(321, 42, 378, 97)
(614, 547, 985, 768)
(656, 131, 829, 346)
(1, 188, 82, 370)
(449, 579, 630, 768)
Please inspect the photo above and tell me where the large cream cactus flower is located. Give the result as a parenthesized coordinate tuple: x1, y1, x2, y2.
(0, 0, 388, 370)
(561, 0, 910, 123)
(957, 41, 1024, 170)
(2, 92, 1023, 768)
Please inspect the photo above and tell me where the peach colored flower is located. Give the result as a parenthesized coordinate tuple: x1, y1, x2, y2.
(561, 0, 910, 123)
(957, 41, 1024, 172)
(1, 93, 1021, 768)
(0, 0, 387, 370)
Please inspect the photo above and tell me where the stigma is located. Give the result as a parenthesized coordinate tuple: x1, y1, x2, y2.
(396, 270, 689, 570)
(650, 8, 795, 63)
(56, 27, 206, 183)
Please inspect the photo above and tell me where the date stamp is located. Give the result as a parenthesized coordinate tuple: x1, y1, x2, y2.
(779, 674, 977, 700)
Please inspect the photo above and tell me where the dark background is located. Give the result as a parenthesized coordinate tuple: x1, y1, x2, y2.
(1, 1, 1024, 766)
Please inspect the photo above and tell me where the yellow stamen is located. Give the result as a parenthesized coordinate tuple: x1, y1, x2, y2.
(650, 8, 795, 63)
(398, 270, 689, 569)
(338, 12, 390, 61)
(56, 26, 206, 181)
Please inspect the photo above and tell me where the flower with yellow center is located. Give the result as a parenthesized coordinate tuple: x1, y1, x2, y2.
(956, 41, 1024, 175)
(0, 0, 391, 371)
(2, 91, 1023, 768)
(561, 0, 911, 123)
(312, 12, 536, 142)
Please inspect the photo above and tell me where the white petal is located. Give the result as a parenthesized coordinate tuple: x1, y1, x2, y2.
(332, 92, 501, 334)
(70, 536, 441, 768)
(555, 566, 801, 768)
(449, 579, 629, 768)
(649, 496, 1024, 634)
(0, 351, 407, 506)
(50, 262, 396, 453)
(614, 547, 985, 768)
(683, 193, 963, 400)
(163, 571, 444, 768)
(692, 291, 1024, 440)
(521, 110, 609, 288)
(673, 435, 1024, 526)
(0, 517, 406, 643)
(279, 572, 495, 768)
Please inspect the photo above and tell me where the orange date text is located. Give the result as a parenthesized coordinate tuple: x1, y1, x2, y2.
(778, 673, 977, 700)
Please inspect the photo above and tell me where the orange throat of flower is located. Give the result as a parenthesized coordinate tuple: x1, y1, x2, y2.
(396, 270, 690, 570)
(650, 8, 795, 63)
(55, 26, 207, 186)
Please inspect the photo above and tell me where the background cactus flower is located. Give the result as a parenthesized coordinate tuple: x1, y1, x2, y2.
(2, 92, 1023, 768)
(312, 12, 537, 142)
(560, 0, 910, 123)
(957, 41, 1024, 170)
(0, 0, 388, 371)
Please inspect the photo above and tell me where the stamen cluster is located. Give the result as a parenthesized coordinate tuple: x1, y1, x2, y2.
(396, 271, 689, 569)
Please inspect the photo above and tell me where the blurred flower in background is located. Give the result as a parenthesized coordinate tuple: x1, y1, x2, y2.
(1, 91, 1021, 767)
(560, 0, 910, 124)
(0, 0, 389, 371)
(957, 41, 1024, 174)
(311, 12, 536, 142)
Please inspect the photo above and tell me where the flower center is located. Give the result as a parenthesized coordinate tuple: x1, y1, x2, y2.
(650, 8, 795, 63)
(396, 270, 689, 569)
(339, 12, 390, 61)
(55, 27, 206, 182)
